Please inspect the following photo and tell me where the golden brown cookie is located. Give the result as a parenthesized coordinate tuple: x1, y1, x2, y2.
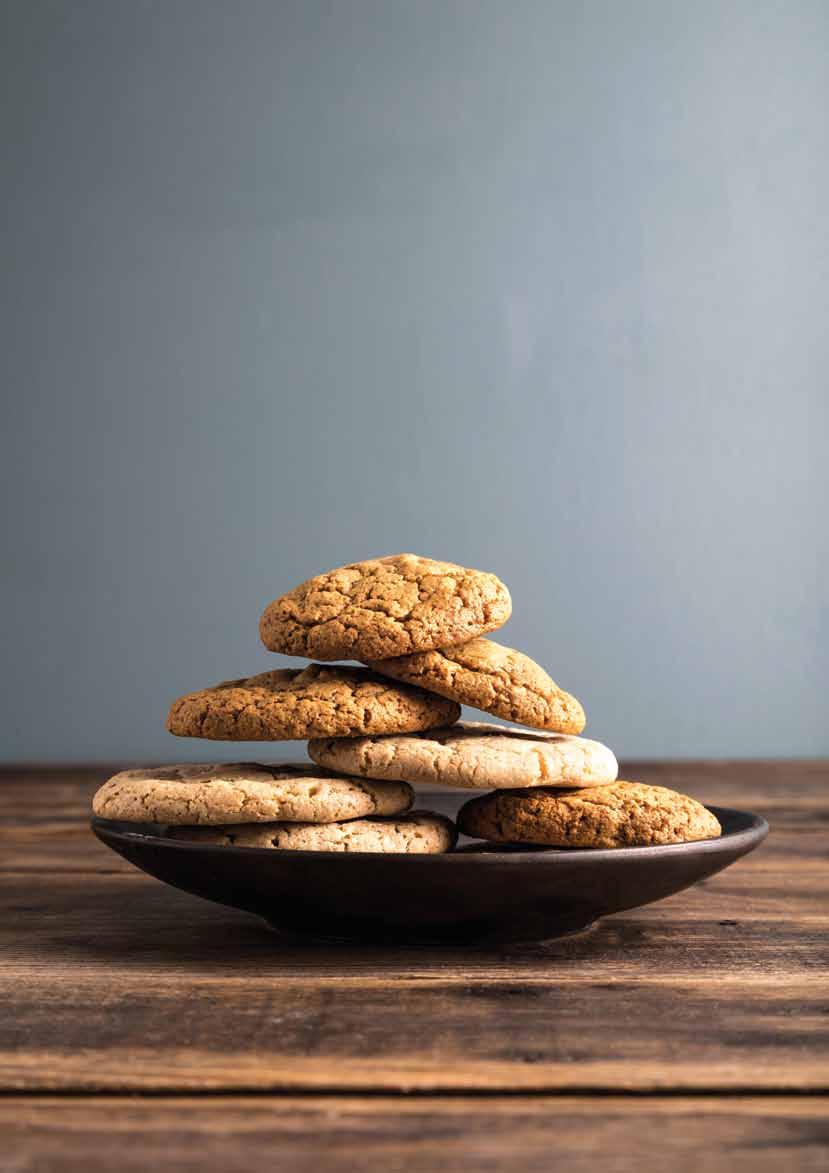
(308, 720, 618, 789)
(166, 664, 460, 741)
(92, 762, 413, 825)
(368, 638, 585, 733)
(167, 810, 457, 853)
(458, 782, 722, 848)
(259, 553, 511, 662)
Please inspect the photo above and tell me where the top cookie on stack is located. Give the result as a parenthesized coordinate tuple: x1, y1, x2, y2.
(259, 553, 512, 662)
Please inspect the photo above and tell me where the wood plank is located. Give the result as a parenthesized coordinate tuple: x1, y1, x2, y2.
(619, 759, 829, 821)
(3, 870, 828, 976)
(1, 762, 826, 873)
(2, 760, 826, 824)
(1, 870, 826, 1092)
(1, 1096, 827, 1173)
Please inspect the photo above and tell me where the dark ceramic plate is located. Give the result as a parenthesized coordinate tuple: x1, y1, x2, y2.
(91, 794, 767, 945)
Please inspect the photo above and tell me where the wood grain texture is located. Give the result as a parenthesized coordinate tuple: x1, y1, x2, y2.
(0, 765, 827, 1097)
(1, 1097, 828, 1173)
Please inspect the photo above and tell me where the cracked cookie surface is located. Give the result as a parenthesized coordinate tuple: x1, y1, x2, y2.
(166, 664, 460, 741)
(259, 553, 511, 661)
(458, 782, 721, 847)
(167, 810, 457, 853)
(92, 762, 414, 825)
(368, 638, 585, 733)
(308, 720, 618, 790)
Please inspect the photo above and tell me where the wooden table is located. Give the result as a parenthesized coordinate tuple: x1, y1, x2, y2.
(2, 763, 827, 1170)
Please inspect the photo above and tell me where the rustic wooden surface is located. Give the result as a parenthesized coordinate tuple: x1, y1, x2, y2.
(1, 1097, 827, 1173)
(2, 763, 827, 1170)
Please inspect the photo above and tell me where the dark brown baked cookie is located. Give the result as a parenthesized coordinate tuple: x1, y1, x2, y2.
(167, 664, 460, 741)
(368, 638, 585, 732)
(259, 553, 511, 661)
(458, 782, 722, 848)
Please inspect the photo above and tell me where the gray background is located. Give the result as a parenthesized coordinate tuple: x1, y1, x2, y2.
(2, 0, 827, 763)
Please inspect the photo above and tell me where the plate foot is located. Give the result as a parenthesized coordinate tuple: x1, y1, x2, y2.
(260, 917, 598, 946)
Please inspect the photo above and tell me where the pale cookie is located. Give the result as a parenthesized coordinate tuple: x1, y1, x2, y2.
(458, 782, 722, 848)
(167, 810, 457, 853)
(368, 638, 585, 733)
(308, 721, 618, 790)
(259, 553, 511, 661)
(92, 763, 414, 825)
(166, 664, 459, 741)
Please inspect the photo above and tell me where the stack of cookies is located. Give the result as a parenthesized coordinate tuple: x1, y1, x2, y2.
(92, 554, 720, 852)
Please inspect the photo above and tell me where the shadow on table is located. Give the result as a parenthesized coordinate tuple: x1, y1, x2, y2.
(12, 873, 656, 974)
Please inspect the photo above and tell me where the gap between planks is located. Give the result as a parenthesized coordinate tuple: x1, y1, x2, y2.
(2, 1084, 827, 1097)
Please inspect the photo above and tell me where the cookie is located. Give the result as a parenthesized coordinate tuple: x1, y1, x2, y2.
(367, 638, 585, 733)
(92, 763, 414, 825)
(167, 810, 457, 853)
(458, 782, 722, 848)
(308, 721, 618, 790)
(166, 664, 460, 741)
(259, 553, 511, 662)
